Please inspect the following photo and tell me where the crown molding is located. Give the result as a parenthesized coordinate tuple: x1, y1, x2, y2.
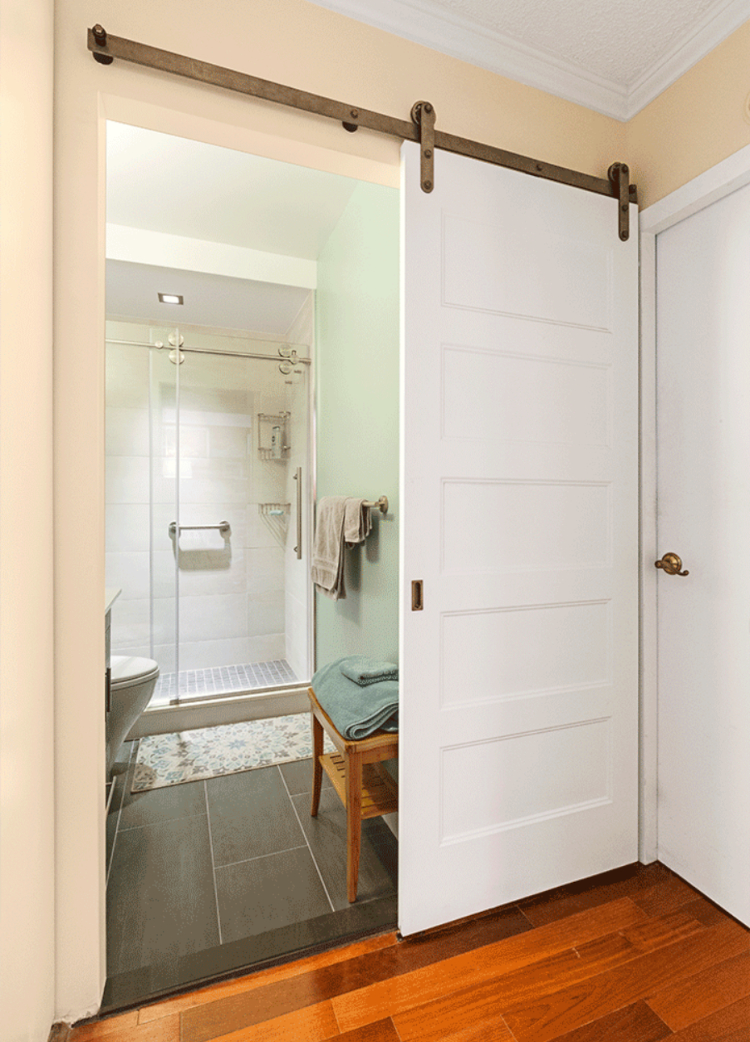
(310, 0, 630, 119)
(307, 0, 750, 122)
(625, 0, 750, 118)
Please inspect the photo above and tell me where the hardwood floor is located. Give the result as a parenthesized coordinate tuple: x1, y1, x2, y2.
(69, 863, 750, 1042)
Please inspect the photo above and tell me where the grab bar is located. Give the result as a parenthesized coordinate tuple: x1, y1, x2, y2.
(169, 521, 230, 536)
(293, 467, 302, 559)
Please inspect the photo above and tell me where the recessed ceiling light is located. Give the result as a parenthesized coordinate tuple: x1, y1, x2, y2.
(158, 293, 184, 305)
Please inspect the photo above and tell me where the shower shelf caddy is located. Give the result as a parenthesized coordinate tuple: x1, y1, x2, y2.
(257, 411, 291, 460)
(258, 502, 291, 548)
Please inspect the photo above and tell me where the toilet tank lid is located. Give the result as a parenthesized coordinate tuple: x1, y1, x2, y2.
(111, 655, 160, 684)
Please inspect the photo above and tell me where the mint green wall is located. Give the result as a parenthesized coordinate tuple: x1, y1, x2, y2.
(315, 181, 400, 669)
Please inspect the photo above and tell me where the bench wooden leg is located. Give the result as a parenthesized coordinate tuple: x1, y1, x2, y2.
(345, 749, 363, 902)
(310, 713, 323, 817)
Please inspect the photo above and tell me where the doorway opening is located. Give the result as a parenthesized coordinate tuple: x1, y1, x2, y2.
(103, 121, 400, 1011)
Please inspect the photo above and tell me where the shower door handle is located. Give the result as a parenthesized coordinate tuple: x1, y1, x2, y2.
(293, 467, 302, 559)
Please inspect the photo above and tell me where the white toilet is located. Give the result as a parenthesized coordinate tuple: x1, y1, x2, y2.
(107, 655, 160, 773)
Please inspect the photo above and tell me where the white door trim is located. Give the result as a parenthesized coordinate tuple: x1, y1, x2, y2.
(638, 142, 750, 863)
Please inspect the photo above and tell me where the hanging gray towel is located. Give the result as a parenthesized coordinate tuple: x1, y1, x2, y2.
(311, 496, 348, 599)
(343, 497, 372, 546)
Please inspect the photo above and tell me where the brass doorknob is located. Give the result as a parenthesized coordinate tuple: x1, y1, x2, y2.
(655, 552, 689, 576)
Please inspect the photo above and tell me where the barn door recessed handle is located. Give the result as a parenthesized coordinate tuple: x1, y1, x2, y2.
(655, 552, 689, 576)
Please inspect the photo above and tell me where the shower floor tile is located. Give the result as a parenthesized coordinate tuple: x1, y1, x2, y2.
(152, 658, 298, 704)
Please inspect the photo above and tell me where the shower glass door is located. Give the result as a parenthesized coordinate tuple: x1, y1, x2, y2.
(105, 322, 311, 708)
(152, 333, 311, 704)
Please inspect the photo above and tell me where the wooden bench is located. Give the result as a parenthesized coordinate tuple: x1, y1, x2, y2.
(308, 687, 398, 902)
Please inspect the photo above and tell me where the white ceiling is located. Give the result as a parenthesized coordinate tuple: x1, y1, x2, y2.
(106, 122, 362, 334)
(106, 123, 359, 258)
(306, 0, 750, 119)
(106, 260, 311, 336)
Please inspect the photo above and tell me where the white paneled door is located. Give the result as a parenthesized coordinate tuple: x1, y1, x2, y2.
(655, 181, 750, 927)
(399, 142, 639, 936)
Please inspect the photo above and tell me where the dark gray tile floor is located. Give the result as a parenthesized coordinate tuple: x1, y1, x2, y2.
(104, 739, 398, 1011)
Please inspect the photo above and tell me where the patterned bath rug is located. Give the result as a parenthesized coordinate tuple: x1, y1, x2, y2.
(132, 713, 334, 792)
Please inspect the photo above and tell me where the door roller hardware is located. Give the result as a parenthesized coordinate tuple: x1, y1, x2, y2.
(411, 101, 436, 193)
(609, 163, 630, 241)
(655, 552, 689, 576)
(411, 580, 424, 611)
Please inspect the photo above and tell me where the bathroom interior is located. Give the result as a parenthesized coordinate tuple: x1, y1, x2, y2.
(103, 122, 400, 1011)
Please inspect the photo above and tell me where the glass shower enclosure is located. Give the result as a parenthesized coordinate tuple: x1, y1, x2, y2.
(105, 322, 312, 706)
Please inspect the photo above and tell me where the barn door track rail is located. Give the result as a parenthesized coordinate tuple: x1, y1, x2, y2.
(88, 25, 636, 240)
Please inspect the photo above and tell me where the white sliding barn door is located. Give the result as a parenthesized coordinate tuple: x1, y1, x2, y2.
(399, 142, 639, 937)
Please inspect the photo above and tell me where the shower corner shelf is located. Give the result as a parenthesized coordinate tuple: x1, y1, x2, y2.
(258, 503, 290, 517)
(258, 502, 291, 549)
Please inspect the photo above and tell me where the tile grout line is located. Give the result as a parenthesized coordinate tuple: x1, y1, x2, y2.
(118, 809, 208, 833)
(279, 765, 337, 914)
(204, 780, 224, 946)
(215, 843, 311, 871)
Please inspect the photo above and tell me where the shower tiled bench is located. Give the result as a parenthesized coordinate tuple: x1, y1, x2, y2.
(308, 687, 398, 902)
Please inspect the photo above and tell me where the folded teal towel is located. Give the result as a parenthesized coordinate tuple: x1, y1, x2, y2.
(340, 656, 399, 686)
(312, 657, 398, 740)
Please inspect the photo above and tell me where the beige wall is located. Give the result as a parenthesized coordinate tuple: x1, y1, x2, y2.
(628, 19, 750, 209)
(0, 0, 56, 1039)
